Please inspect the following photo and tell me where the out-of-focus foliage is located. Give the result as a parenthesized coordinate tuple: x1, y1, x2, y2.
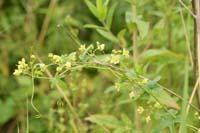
(0, 0, 199, 132)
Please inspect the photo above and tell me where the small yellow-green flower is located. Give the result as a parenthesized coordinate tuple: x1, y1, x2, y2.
(154, 102, 162, 109)
(79, 44, 86, 52)
(105, 56, 111, 63)
(58, 108, 65, 114)
(195, 112, 199, 116)
(110, 54, 120, 64)
(39, 63, 47, 71)
(112, 49, 122, 54)
(122, 48, 129, 58)
(139, 78, 148, 84)
(52, 55, 61, 63)
(13, 69, 22, 76)
(69, 52, 77, 62)
(146, 115, 151, 123)
(115, 83, 121, 92)
(137, 106, 144, 114)
(97, 43, 105, 51)
(30, 55, 36, 59)
(13, 58, 29, 76)
(56, 66, 62, 72)
(60, 117, 65, 123)
(96, 41, 100, 45)
(48, 53, 53, 58)
(65, 62, 71, 69)
(18, 58, 28, 69)
(147, 101, 151, 104)
(129, 91, 135, 99)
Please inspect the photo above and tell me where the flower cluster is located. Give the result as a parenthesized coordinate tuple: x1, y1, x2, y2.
(13, 42, 163, 126)
(13, 58, 29, 76)
(110, 54, 120, 64)
(48, 53, 76, 72)
(96, 41, 105, 51)
(77, 43, 129, 65)
(137, 106, 144, 114)
(129, 91, 135, 99)
(195, 112, 200, 120)
(146, 115, 151, 123)
(79, 44, 86, 52)
(137, 106, 152, 123)
(13, 43, 131, 77)
(114, 82, 121, 92)
(154, 102, 162, 109)
(39, 63, 47, 71)
(122, 48, 129, 58)
(48, 53, 61, 64)
(105, 48, 129, 65)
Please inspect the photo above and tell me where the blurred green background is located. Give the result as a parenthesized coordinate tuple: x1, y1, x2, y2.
(0, 0, 199, 132)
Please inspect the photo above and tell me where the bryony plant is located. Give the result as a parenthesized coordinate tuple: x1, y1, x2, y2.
(12, 0, 200, 131)
(13, 41, 187, 131)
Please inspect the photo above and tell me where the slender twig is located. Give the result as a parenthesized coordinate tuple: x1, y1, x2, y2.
(186, 77, 200, 114)
(33, 50, 84, 127)
(38, 0, 58, 44)
(187, 124, 199, 132)
(30, 76, 41, 115)
(132, 4, 138, 61)
(180, 9, 194, 67)
(26, 96, 29, 133)
(159, 85, 200, 112)
(179, 0, 196, 18)
(195, 0, 200, 109)
(35, 0, 83, 126)
(192, 0, 200, 109)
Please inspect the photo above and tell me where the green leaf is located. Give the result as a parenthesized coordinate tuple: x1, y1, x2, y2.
(65, 15, 82, 28)
(0, 99, 16, 124)
(96, 29, 119, 43)
(125, 11, 137, 26)
(104, 0, 110, 6)
(104, 85, 115, 93)
(84, 24, 105, 30)
(96, 0, 107, 21)
(16, 76, 31, 87)
(154, 117, 175, 133)
(150, 87, 180, 110)
(125, 69, 137, 80)
(79, 45, 94, 61)
(125, 0, 134, 4)
(125, 11, 149, 39)
(106, 2, 118, 29)
(147, 76, 161, 88)
(121, 114, 132, 126)
(85, 114, 122, 129)
(140, 49, 186, 62)
(154, 18, 165, 29)
(117, 29, 127, 45)
(85, 0, 99, 19)
(96, 0, 103, 10)
(137, 19, 149, 39)
(179, 62, 189, 133)
(117, 29, 126, 39)
(51, 76, 67, 89)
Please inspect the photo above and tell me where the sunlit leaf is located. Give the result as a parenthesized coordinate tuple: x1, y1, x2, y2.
(106, 2, 118, 29)
(96, 29, 119, 43)
(85, 114, 122, 128)
(84, 24, 105, 30)
(85, 0, 99, 19)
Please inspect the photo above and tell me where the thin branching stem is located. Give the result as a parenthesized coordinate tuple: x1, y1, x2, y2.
(179, 0, 196, 18)
(180, 9, 194, 67)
